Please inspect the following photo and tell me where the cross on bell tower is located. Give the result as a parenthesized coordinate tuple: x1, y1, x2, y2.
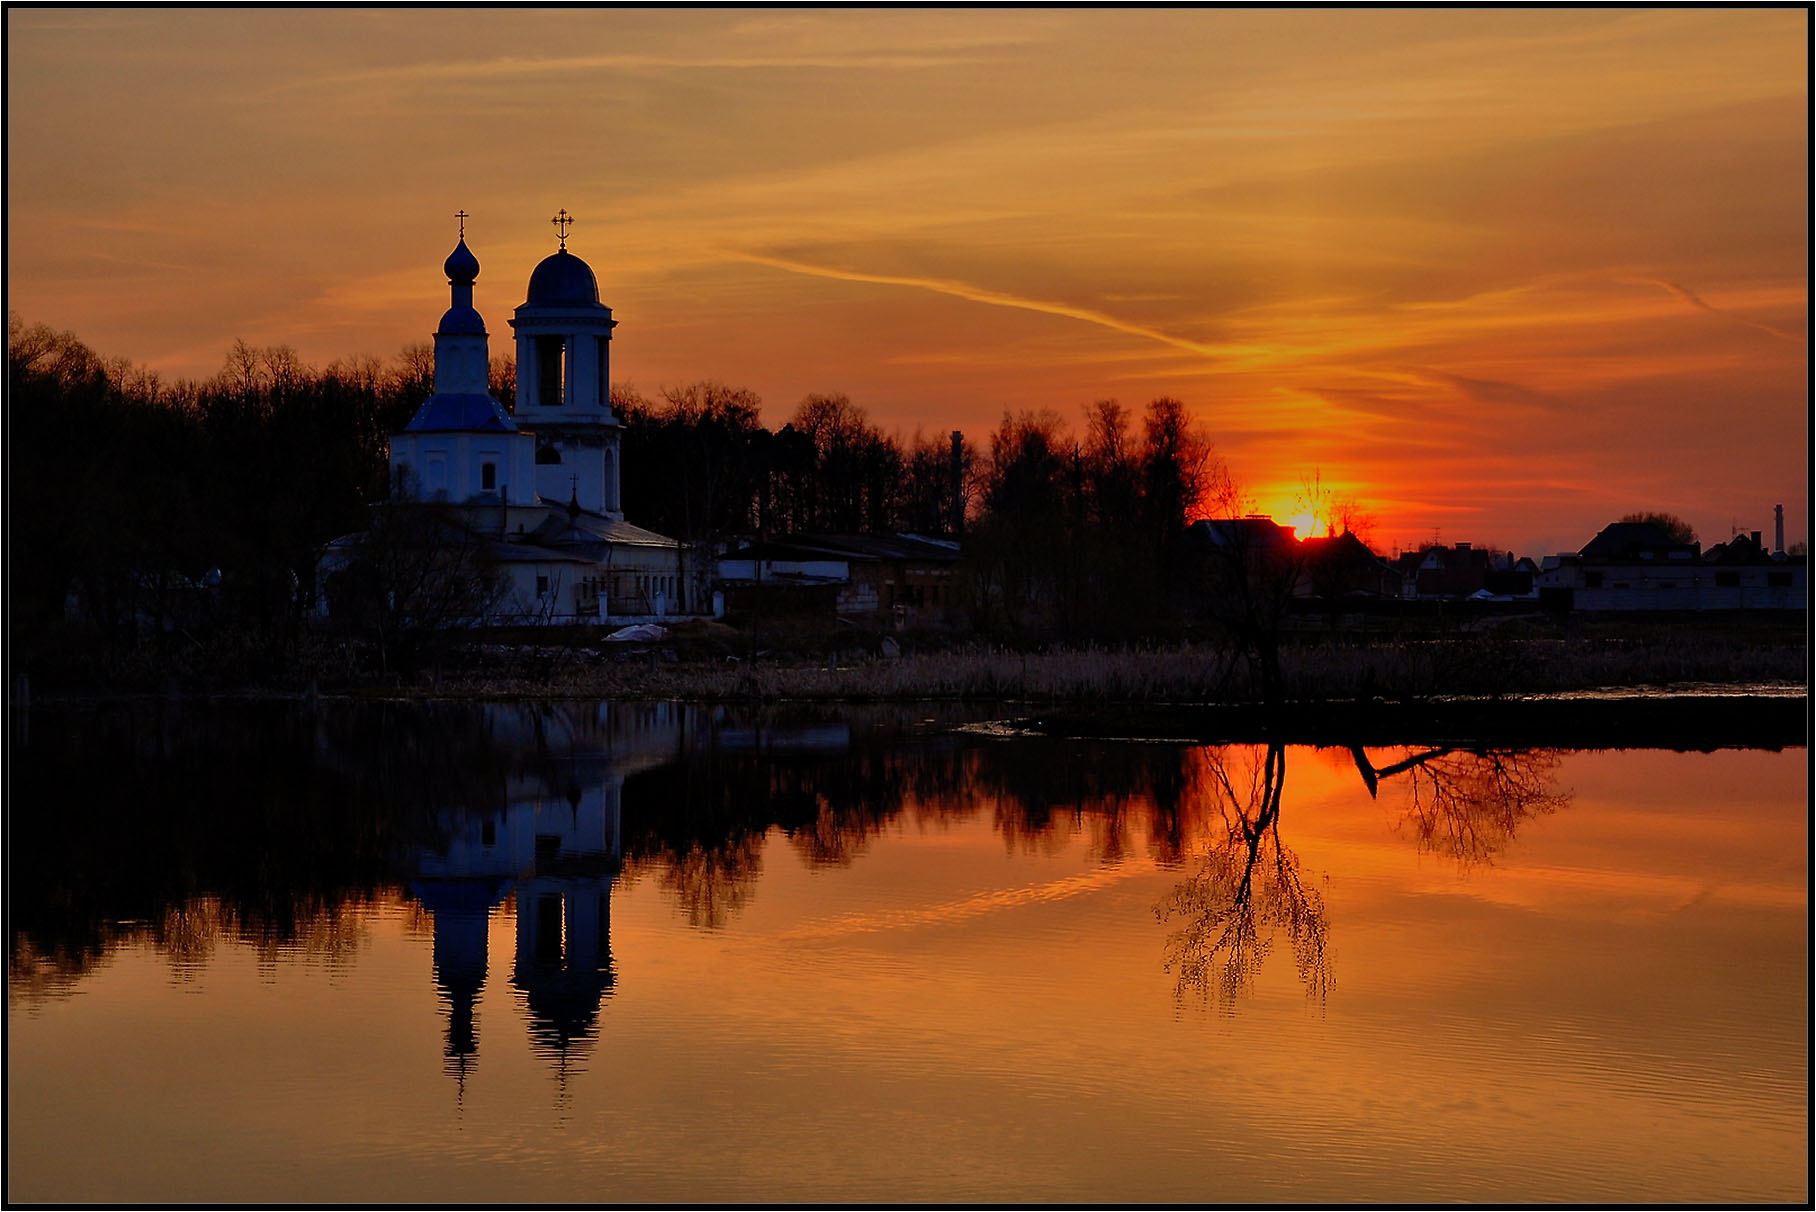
(455, 209, 469, 238)
(551, 209, 573, 250)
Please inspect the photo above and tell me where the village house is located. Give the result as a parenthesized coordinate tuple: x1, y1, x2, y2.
(1393, 542, 1498, 600)
(1298, 531, 1404, 601)
(1537, 520, 1805, 611)
(716, 533, 961, 627)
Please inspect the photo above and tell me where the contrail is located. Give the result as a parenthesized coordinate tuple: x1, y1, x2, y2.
(1629, 277, 1805, 345)
(729, 250, 1229, 360)
(773, 863, 1145, 941)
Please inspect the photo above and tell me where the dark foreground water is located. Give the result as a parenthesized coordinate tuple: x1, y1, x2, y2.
(7, 700, 1807, 1203)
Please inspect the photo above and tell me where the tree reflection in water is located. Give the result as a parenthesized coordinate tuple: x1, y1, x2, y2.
(649, 837, 765, 930)
(1159, 744, 1571, 1009)
(1351, 746, 1571, 869)
(1157, 744, 1330, 1009)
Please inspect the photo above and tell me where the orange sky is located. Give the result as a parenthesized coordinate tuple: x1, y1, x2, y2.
(6, 8, 1807, 555)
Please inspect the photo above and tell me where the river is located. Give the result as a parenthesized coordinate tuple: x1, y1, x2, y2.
(7, 699, 1807, 1203)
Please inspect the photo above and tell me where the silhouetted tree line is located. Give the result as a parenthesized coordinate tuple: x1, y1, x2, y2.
(615, 383, 968, 540)
(8, 315, 439, 680)
(9, 314, 1233, 683)
(963, 397, 1223, 640)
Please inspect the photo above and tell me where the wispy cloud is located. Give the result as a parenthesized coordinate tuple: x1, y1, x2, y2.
(1623, 277, 1806, 345)
(282, 48, 1005, 93)
(729, 250, 1244, 361)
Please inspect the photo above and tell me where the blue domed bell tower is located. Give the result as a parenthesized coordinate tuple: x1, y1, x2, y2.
(509, 209, 623, 520)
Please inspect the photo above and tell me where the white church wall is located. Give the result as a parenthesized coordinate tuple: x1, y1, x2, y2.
(392, 432, 537, 506)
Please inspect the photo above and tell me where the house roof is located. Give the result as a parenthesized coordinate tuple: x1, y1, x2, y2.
(1300, 531, 1389, 570)
(1187, 517, 1298, 549)
(1703, 532, 1777, 565)
(1579, 521, 1695, 561)
(527, 507, 682, 552)
(723, 533, 961, 564)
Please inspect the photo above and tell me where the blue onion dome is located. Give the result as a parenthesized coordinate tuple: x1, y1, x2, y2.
(444, 238, 480, 284)
(525, 249, 600, 306)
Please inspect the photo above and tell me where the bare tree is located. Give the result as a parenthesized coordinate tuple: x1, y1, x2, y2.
(1348, 746, 1570, 869)
(323, 492, 508, 677)
(1618, 511, 1697, 545)
(1295, 467, 1377, 541)
(1157, 744, 1330, 1008)
(1191, 481, 1308, 705)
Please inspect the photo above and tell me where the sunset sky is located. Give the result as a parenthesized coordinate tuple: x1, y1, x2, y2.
(7, 8, 1807, 554)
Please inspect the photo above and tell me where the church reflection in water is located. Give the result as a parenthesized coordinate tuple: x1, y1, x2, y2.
(10, 695, 1577, 1068)
(402, 702, 688, 1093)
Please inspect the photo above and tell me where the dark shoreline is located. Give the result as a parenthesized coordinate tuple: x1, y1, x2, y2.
(1019, 693, 1809, 751)
(17, 685, 1808, 752)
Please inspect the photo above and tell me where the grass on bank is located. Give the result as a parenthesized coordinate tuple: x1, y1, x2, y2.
(18, 613, 1808, 704)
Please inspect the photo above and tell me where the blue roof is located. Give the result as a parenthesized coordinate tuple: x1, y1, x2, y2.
(404, 392, 518, 432)
(438, 304, 486, 335)
(524, 249, 601, 307)
(443, 238, 480, 285)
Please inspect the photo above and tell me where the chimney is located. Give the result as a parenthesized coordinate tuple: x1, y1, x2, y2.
(1751, 531, 1762, 548)
(1775, 504, 1784, 555)
(949, 430, 965, 537)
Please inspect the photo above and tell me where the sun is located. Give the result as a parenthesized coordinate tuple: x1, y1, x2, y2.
(1258, 495, 1319, 539)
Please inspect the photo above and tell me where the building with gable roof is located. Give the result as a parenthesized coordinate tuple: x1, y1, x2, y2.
(1537, 519, 1804, 611)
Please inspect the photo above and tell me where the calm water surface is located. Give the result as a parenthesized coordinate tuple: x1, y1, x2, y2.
(7, 700, 1807, 1203)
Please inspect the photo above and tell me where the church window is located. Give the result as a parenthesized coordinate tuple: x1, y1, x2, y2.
(481, 819, 495, 847)
(537, 575, 550, 596)
(537, 336, 566, 406)
(481, 462, 496, 491)
(536, 442, 562, 465)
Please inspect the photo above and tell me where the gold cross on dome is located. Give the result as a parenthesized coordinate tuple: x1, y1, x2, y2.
(551, 208, 574, 250)
(455, 209, 469, 238)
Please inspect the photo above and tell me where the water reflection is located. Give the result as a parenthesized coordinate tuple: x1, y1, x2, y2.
(1157, 744, 1330, 1009)
(1352, 746, 1570, 867)
(9, 700, 1576, 1042)
(1154, 744, 1572, 1010)
(402, 703, 683, 1095)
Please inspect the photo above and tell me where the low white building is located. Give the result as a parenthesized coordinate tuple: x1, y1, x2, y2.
(1536, 523, 1806, 611)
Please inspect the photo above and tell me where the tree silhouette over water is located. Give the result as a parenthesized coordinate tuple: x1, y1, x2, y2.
(1350, 745, 1571, 869)
(1157, 744, 1330, 1009)
(1158, 743, 1571, 1009)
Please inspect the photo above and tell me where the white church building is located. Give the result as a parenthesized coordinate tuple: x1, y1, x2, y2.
(320, 214, 709, 625)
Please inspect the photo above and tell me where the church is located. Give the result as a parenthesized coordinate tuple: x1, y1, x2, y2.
(321, 213, 707, 625)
